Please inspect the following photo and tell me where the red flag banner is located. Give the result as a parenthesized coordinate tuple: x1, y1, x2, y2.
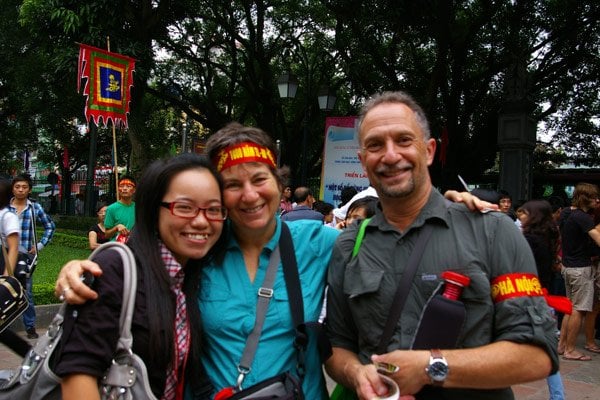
(78, 43, 135, 128)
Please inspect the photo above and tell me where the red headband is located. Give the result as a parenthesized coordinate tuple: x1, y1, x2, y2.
(119, 179, 136, 187)
(213, 142, 276, 172)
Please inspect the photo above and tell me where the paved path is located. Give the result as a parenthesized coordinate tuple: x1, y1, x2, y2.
(2, 327, 599, 398)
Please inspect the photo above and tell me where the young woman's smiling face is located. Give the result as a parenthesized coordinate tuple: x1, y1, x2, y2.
(159, 168, 224, 265)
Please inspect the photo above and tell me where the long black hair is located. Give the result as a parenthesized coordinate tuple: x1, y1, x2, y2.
(520, 199, 559, 255)
(127, 153, 225, 393)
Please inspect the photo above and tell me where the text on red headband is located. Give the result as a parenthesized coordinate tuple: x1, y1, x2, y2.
(213, 142, 276, 172)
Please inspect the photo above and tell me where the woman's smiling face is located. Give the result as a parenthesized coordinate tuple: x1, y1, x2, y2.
(220, 162, 281, 235)
(159, 168, 224, 265)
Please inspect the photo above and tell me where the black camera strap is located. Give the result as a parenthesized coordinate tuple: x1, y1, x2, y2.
(376, 223, 434, 354)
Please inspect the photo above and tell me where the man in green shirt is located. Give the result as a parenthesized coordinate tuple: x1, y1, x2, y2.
(104, 176, 136, 242)
(325, 91, 558, 399)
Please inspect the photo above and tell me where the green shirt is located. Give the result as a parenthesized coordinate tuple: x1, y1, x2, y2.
(326, 189, 559, 400)
(104, 201, 135, 241)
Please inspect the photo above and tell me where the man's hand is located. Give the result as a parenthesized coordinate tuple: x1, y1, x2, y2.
(327, 347, 416, 399)
(371, 350, 430, 396)
(54, 260, 102, 304)
(444, 190, 499, 213)
(345, 362, 391, 400)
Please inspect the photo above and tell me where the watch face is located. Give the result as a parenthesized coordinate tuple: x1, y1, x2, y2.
(429, 361, 449, 381)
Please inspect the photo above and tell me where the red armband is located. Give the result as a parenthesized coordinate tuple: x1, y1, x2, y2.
(490, 273, 544, 303)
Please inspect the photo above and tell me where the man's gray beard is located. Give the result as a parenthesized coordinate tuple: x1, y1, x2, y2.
(377, 177, 415, 199)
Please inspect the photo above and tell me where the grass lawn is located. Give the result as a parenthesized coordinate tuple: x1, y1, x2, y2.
(36, 245, 90, 283)
(31, 231, 92, 304)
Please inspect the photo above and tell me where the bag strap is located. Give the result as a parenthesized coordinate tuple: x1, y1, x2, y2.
(279, 223, 304, 336)
(0, 211, 7, 270)
(26, 203, 38, 266)
(279, 222, 311, 378)
(234, 222, 308, 390)
(88, 242, 138, 352)
(30, 203, 37, 247)
(0, 209, 6, 247)
(236, 245, 281, 388)
(352, 218, 372, 258)
(20, 242, 136, 380)
(0, 210, 14, 273)
(375, 224, 433, 353)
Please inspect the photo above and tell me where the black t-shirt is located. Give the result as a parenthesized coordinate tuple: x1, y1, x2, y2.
(88, 224, 109, 246)
(559, 208, 596, 267)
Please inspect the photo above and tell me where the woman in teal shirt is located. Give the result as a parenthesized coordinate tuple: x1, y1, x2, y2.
(199, 123, 339, 399)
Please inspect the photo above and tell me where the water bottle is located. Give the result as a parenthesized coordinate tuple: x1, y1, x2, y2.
(411, 271, 471, 350)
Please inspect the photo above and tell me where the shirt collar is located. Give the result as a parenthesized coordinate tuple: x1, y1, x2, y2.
(369, 189, 450, 235)
(159, 240, 185, 285)
(218, 218, 281, 262)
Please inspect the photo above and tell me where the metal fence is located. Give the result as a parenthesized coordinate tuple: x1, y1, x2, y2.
(30, 178, 112, 216)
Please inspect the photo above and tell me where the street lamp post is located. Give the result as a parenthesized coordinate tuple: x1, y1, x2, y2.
(277, 72, 336, 186)
(275, 139, 281, 167)
(181, 119, 187, 153)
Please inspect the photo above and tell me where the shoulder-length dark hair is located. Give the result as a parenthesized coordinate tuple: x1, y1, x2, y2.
(520, 199, 559, 254)
(127, 153, 225, 391)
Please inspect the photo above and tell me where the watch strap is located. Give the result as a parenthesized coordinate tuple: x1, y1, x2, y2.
(430, 348, 443, 359)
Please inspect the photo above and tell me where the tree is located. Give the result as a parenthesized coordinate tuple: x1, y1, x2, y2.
(325, 0, 599, 188)
(11, 0, 195, 175)
(151, 0, 343, 183)
(2, 0, 598, 190)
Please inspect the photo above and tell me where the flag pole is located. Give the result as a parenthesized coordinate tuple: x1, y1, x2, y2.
(107, 36, 120, 201)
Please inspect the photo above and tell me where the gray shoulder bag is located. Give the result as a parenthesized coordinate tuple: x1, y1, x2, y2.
(0, 241, 157, 399)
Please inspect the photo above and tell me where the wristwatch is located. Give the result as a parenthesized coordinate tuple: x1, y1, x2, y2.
(426, 349, 449, 386)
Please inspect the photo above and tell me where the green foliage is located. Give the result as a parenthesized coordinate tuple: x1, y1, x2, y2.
(50, 231, 90, 249)
(1, 0, 599, 183)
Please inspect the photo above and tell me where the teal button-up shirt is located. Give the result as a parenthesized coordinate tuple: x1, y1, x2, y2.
(199, 218, 339, 399)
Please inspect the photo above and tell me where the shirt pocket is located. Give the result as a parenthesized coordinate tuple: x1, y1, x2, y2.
(271, 287, 294, 329)
(199, 282, 232, 332)
(344, 265, 384, 298)
(343, 264, 386, 330)
(451, 266, 492, 304)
